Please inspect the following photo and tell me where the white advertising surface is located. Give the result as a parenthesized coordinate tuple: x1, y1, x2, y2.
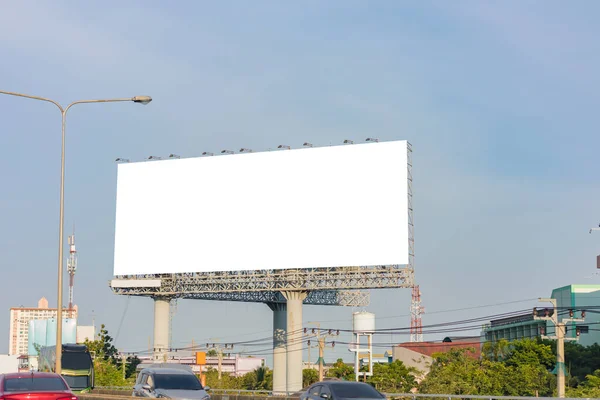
(113, 140, 409, 275)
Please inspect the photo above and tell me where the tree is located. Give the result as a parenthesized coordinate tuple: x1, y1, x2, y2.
(567, 369, 600, 398)
(366, 361, 416, 393)
(326, 359, 354, 380)
(206, 349, 218, 357)
(419, 348, 495, 395)
(204, 368, 243, 390)
(93, 358, 129, 387)
(84, 324, 119, 362)
(419, 341, 555, 397)
(83, 324, 135, 386)
(303, 369, 318, 387)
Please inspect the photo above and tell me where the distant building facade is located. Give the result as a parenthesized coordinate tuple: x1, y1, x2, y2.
(136, 354, 265, 377)
(9, 297, 77, 356)
(392, 337, 481, 381)
(482, 285, 600, 346)
(482, 313, 546, 343)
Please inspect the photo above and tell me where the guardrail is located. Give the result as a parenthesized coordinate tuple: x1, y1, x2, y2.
(91, 387, 594, 400)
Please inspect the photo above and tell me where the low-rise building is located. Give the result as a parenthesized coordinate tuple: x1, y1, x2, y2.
(136, 354, 265, 377)
(482, 284, 600, 346)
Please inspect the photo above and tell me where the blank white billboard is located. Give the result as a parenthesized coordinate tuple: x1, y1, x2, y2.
(113, 140, 409, 275)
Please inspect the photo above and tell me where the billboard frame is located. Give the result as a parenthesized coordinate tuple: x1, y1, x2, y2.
(111, 142, 415, 300)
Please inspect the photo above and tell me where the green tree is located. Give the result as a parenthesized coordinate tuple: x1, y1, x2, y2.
(84, 324, 119, 362)
(238, 366, 274, 390)
(303, 369, 318, 387)
(567, 369, 600, 398)
(93, 358, 129, 387)
(204, 368, 243, 390)
(366, 361, 416, 393)
(419, 348, 495, 395)
(326, 359, 354, 380)
(419, 341, 555, 397)
(207, 349, 218, 357)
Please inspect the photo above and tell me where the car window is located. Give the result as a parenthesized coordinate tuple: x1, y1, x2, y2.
(4, 377, 68, 392)
(330, 383, 382, 399)
(310, 385, 322, 396)
(320, 385, 331, 396)
(153, 374, 202, 390)
(147, 375, 154, 387)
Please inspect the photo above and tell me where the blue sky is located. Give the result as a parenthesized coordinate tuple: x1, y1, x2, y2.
(1, 1, 600, 363)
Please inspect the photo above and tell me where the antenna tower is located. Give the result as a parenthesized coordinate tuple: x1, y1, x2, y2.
(410, 285, 424, 342)
(67, 229, 78, 317)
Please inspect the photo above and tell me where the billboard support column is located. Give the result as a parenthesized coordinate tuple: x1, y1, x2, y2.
(267, 302, 287, 395)
(282, 291, 307, 394)
(153, 296, 171, 362)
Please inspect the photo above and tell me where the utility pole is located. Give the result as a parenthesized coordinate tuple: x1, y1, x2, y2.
(318, 337, 325, 382)
(122, 353, 127, 381)
(534, 298, 586, 398)
(207, 342, 233, 381)
(305, 322, 340, 382)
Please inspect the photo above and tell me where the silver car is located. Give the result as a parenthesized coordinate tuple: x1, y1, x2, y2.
(133, 366, 211, 400)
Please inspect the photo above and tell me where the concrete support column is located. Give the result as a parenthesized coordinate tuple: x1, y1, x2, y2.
(282, 291, 307, 393)
(267, 303, 287, 395)
(153, 296, 171, 362)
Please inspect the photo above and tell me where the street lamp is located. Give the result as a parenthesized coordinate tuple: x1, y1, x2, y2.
(0, 89, 152, 374)
(277, 145, 291, 150)
(365, 138, 379, 143)
(221, 150, 234, 154)
(303, 142, 313, 148)
(239, 148, 253, 153)
(343, 140, 354, 144)
(201, 152, 214, 156)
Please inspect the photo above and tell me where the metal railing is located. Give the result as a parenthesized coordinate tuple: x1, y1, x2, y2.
(93, 387, 593, 399)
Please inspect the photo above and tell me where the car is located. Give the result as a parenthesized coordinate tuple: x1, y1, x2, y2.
(0, 372, 78, 400)
(133, 366, 211, 399)
(300, 381, 385, 400)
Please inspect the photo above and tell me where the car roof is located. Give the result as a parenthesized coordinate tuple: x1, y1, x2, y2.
(2, 372, 61, 379)
(141, 368, 193, 375)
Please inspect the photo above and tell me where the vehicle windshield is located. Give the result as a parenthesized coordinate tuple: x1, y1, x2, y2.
(4, 377, 68, 392)
(154, 374, 202, 390)
(63, 352, 92, 370)
(329, 383, 382, 399)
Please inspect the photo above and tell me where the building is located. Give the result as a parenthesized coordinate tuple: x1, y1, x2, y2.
(136, 354, 265, 377)
(0, 355, 19, 374)
(9, 297, 77, 356)
(76, 326, 95, 343)
(551, 284, 600, 346)
(482, 284, 600, 347)
(482, 313, 546, 343)
(393, 337, 482, 381)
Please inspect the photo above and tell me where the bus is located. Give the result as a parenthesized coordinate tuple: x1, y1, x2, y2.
(38, 344, 94, 393)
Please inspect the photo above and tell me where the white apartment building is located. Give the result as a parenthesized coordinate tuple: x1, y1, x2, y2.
(9, 297, 77, 356)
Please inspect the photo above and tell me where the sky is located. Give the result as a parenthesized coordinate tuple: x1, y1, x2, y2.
(1, 1, 600, 364)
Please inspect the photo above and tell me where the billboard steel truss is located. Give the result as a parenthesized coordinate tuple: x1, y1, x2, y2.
(110, 142, 415, 308)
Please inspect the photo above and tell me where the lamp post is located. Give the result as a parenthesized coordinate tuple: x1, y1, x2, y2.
(0, 90, 152, 373)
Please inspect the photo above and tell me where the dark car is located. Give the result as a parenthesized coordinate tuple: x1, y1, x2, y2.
(0, 372, 77, 400)
(133, 366, 210, 399)
(300, 381, 385, 400)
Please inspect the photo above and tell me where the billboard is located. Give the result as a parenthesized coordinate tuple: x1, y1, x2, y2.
(113, 140, 409, 275)
(28, 318, 77, 356)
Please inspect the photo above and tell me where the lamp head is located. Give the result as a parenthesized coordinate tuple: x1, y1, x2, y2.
(132, 96, 152, 105)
